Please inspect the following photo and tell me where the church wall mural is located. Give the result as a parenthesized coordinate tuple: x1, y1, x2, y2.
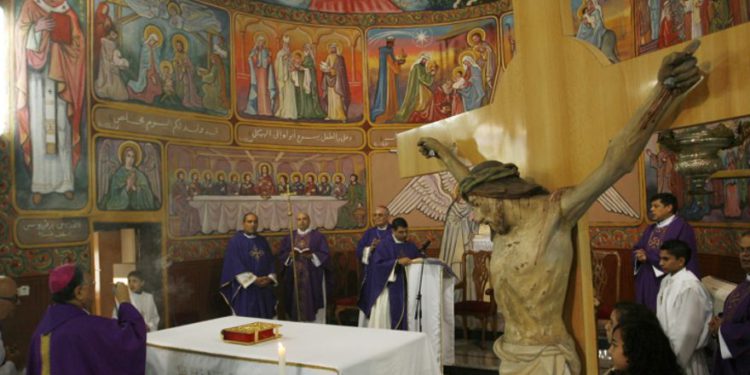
(4, 0, 520, 278)
(635, 0, 750, 55)
(366, 17, 500, 124)
(95, 137, 163, 212)
(233, 15, 364, 124)
(571, 0, 750, 63)
(92, 0, 231, 116)
(12, 0, 89, 212)
(166, 145, 367, 238)
(571, 0, 635, 63)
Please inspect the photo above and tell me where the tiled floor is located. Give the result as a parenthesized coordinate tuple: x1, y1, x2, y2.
(449, 338, 500, 373)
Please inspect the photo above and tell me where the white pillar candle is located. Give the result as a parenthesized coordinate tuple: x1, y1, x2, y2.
(278, 342, 286, 375)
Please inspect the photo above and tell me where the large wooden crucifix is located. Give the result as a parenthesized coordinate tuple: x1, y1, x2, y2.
(397, 1, 750, 374)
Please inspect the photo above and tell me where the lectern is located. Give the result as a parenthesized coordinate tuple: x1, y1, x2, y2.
(405, 258, 457, 367)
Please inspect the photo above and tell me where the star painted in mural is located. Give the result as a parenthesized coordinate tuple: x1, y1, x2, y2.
(413, 29, 433, 47)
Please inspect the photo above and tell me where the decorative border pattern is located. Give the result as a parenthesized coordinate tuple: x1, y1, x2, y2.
(0, 244, 90, 277)
(589, 225, 744, 257)
(204, 1, 511, 27)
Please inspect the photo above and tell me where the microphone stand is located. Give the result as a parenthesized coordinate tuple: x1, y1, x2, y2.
(413, 241, 430, 332)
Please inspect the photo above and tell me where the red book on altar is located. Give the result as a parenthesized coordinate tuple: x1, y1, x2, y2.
(221, 322, 281, 345)
(49, 12, 72, 45)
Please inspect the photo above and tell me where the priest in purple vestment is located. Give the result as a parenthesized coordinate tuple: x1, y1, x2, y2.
(356, 206, 392, 266)
(633, 193, 699, 312)
(279, 212, 332, 322)
(220, 212, 277, 318)
(358, 217, 424, 330)
(709, 232, 750, 375)
(27, 264, 147, 375)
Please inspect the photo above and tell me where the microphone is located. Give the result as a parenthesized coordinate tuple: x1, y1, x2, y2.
(419, 240, 431, 254)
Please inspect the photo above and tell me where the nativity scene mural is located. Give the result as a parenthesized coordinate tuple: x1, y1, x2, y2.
(366, 17, 499, 124)
(12, 0, 89, 211)
(92, 0, 231, 116)
(167, 145, 367, 237)
(644, 116, 750, 223)
(96, 138, 162, 212)
(234, 15, 364, 124)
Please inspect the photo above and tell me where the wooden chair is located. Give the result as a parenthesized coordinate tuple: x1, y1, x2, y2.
(454, 250, 497, 349)
(332, 251, 362, 325)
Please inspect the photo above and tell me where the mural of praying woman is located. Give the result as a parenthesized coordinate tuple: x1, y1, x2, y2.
(101, 141, 159, 211)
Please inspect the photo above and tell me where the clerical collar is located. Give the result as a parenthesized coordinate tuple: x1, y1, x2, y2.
(746, 274, 749, 282)
(656, 215, 676, 228)
(392, 234, 404, 244)
(297, 228, 312, 236)
(242, 232, 257, 239)
(377, 225, 389, 230)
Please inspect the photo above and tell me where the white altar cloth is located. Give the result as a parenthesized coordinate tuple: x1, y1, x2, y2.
(146, 317, 440, 375)
(189, 196, 348, 233)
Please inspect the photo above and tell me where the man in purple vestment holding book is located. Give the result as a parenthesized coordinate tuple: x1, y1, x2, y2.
(358, 217, 424, 330)
(27, 263, 147, 375)
(634, 192, 699, 312)
(220, 212, 277, 318)
(280, 212, 332, 323)
(709, 231, 750, 375)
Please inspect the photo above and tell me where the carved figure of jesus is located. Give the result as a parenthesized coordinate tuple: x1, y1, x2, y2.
(417, 41, 702, 374)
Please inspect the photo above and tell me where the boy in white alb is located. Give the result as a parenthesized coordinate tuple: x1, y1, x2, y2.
(656, 239, 712, 375)
(114, 270, 160, 331)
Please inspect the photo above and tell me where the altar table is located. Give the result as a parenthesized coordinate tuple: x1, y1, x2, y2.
(146, 317, 440, 375)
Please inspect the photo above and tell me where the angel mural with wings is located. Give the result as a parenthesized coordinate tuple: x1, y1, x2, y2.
(97, 140, 162, 211)
(387, 171, 477, 268)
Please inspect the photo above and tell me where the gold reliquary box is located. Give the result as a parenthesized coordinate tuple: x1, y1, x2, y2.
(221, 322, 282, 345)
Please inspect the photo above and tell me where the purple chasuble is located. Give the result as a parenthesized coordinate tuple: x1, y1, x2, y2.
(356, 225, 392, 265)
(633, 216, 698, 312)
(27, 303, 146, 375)
(220, 231, 277, 318)
(279, 230, 331, 321)
(713, 279, 750, 375)
(357, 235, 423, 330)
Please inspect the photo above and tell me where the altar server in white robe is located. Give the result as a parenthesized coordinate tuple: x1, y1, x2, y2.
(114, 270, 160, 332)
(656, 239, 712, 375)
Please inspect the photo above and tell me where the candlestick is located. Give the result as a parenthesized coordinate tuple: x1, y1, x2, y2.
(278, 342, 286, 375)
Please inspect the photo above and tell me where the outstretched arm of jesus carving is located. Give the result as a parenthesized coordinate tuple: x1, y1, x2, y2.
(561, 40, 703, 224)
(417, 137, 470, 182)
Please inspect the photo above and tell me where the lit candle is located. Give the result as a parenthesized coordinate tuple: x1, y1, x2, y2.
(278, 342, 286, 375)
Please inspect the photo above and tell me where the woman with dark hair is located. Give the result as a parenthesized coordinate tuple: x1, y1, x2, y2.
(608, 320, 684, 375)
(606, 301, 659, 342)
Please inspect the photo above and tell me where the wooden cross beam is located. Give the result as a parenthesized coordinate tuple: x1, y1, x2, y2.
(396, 1, 750, 373)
